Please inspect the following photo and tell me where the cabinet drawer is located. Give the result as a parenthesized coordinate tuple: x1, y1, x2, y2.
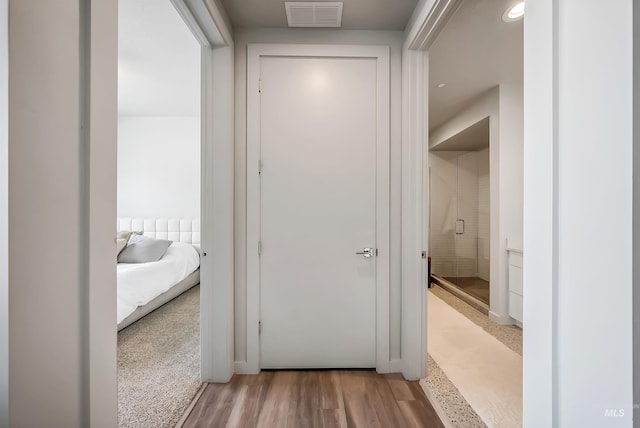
(509, 291, 523, 322)
(509, 264, 523, 295)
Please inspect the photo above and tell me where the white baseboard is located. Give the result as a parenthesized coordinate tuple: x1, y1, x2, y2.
(389, 358, 403, 373)
(489, 311, 515, 325)
(235, 360, 405, 376)
(234, 360, 259, 375)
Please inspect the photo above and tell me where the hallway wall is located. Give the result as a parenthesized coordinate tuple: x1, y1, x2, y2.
(7, 0, 118, 425)
(523, 1, 633, 426)
(0, 0, 7, 423)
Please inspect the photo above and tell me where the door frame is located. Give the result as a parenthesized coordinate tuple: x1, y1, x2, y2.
(170, 0, 235, 383)
(246, 44, 391, 374)
(401, 0, 463, 380)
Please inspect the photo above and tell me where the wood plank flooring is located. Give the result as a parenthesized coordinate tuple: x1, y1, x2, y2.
(181, 370, 444, 428)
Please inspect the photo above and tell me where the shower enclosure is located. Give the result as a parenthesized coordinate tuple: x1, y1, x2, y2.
(429, 148, 490, 305)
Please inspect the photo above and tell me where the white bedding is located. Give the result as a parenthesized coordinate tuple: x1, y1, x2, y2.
(117, 241, 200, 324)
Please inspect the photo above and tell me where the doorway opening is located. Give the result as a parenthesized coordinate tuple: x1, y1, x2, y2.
(116, 0, 202, 425)
(429, 117, 490, 310)
(421, 0, 524, 426)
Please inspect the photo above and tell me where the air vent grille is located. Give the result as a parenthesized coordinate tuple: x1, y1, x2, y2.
(285, 2, 343, 28)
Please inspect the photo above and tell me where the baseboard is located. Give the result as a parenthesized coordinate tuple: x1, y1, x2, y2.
(489, 311, 514, 325)
(419, 378, 454, 428)
(389, 358, 403, 374)
(234, 360, 257, 374)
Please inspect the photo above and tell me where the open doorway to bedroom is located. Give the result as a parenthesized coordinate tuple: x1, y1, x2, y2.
(116, 0, 202, 425)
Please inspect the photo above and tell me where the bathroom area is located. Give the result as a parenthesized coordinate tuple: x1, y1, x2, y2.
(429, 117, 490, 310)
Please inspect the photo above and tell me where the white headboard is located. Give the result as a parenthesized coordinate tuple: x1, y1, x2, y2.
(117, 218, 200, 246)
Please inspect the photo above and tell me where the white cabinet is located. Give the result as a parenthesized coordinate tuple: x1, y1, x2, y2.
(508, 249, 523, 324)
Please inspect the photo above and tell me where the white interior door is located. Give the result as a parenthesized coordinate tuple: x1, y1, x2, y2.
(259, 55, 378, 368)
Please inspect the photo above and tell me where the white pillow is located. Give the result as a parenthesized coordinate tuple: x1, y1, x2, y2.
(117, 234, 173, 263)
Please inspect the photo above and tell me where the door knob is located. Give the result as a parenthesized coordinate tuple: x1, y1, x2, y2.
(356, 247, 376, 258)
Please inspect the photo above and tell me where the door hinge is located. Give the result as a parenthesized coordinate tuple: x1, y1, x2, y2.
(258, 79, 262, 93)
(258, 240, 262, 255)
(258, 321, 262, 336)
(258, 160, 263, 175)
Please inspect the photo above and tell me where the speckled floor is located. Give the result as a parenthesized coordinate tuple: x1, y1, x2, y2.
(424, 356, 487, 427)
(424, 285, 523, 428)
(431, 285, 522, 356)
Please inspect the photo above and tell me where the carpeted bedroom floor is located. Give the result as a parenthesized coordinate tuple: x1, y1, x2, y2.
(118, 285, 201, 428)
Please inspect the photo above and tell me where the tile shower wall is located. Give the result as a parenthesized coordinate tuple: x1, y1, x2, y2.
(477, 148, 490, 281)
(430, 149, 489, 279)
(430, 151, 460, 278)
(456, 151, 480, 277)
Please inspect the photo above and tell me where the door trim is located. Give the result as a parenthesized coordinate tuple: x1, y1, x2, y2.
(246, 44, 390, 374)
(169, 0, 236, 383)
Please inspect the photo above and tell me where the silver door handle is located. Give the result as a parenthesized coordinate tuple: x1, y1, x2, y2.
(356, 247, 376, 258)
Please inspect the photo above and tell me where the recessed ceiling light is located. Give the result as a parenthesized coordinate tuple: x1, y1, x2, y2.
(502, 2, 524, 22)
(437, 83, 446, 88)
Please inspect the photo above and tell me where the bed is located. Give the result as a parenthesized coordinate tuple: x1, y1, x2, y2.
(116, 218, 201, 331)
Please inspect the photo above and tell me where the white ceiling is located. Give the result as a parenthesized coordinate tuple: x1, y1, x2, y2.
(117, 0, 521, 124)
(118, 0, 200, 117)
(220, 0, 418, 30)
(429, 0, 523, 132)
(431, 117, 489, 151)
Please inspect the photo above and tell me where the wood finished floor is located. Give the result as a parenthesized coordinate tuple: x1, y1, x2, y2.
(181, 370, 445, 428)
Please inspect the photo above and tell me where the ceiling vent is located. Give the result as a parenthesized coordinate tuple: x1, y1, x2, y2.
(285, 2, 343, 28)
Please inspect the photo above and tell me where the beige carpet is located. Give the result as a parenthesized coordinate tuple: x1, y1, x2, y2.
(118, 285, 201, 428)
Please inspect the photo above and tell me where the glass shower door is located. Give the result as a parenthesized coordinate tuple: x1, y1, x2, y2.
(429, 152, 460, 285)
(429, 149, 489, 305)
(455, 152, 480, 286)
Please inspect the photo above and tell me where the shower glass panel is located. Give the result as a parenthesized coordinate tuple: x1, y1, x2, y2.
(430, 149, 490, 305)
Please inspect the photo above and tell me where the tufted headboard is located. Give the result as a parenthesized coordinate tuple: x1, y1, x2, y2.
(116, 218, 200, 247)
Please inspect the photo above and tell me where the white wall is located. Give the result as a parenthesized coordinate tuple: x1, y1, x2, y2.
(8, 0, 117, 426)
(233, 28, 404, 369)
(117, 116, 200, 218)
(0, 0, 7, 424)
(430, 85, 523, 323)
(634, 0, 640, 418)
(555, 0, 632, 425)
(523, 1, 633, 426)
(499, 84, 524, 252)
